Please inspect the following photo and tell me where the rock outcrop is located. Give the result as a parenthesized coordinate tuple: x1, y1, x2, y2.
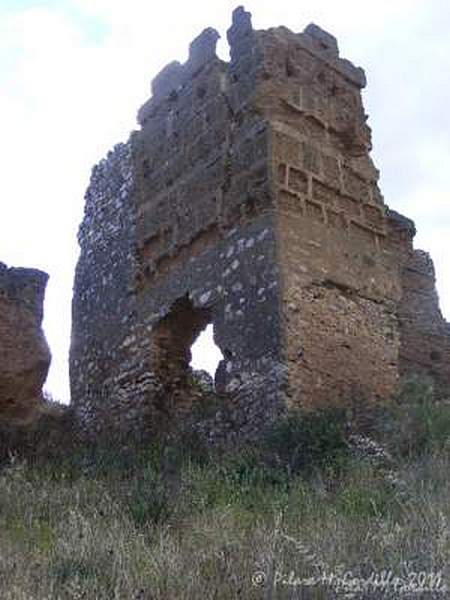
(0, 263, 51, 423)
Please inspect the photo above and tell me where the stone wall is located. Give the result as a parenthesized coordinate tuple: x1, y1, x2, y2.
(69, 143, 147, 433)
(71, 8, 286, 438)
(387, 211, 450, 392)
(259, 24, 401, 407)
(70, 6, 450, 439)
(0, 263, 50, 423)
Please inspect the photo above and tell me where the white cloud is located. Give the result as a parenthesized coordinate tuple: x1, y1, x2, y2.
(1, 0, 449, 400)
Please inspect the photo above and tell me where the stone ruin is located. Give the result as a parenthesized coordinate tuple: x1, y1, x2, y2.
(0, 263, 50, 424)
(70, 7, 450, 439)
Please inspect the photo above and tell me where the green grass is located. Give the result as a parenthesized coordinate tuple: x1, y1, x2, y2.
(1, 379, 450, 598)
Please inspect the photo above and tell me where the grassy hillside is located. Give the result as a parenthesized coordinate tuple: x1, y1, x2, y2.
(1, 378, 450, 599)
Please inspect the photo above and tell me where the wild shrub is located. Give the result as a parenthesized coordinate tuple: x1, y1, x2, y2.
(126, 466, 170, 525)
(262, 407, 349, 476)
(382, 376, 450, 458)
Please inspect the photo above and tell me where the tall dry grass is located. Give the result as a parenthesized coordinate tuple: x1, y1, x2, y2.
(0, 378, 449, 599)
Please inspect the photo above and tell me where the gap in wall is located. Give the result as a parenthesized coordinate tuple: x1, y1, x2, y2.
(190, 323, 224, 379)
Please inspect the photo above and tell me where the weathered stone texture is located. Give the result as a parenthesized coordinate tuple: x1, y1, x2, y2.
(70, 7, 450, 438)
(265, 24, 400, 407)
(387, 211, 450, 391)
(0, 263, 50, 423)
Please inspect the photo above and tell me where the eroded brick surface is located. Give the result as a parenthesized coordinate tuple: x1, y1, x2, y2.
(70, 7, 450, 438)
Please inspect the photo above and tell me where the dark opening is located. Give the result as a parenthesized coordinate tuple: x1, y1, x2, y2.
(152, 295, 223, 387)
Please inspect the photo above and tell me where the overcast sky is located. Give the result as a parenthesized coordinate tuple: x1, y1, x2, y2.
(1, 0, 449, 402)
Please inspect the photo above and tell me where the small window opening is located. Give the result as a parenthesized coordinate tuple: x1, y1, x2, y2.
(152, 295, 224, 390)
(190, 323, 224, 378)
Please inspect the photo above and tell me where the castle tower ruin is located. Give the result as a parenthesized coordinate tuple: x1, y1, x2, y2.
(70, 8, 450, 437)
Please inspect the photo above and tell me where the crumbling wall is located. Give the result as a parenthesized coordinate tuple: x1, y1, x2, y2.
(70, 143, 150, 433)
(254, 23, 402, 406)
(71, 8, 287, 437)
(71, 6, 450, 439)
(387, 211, 450, 392)
(0, 263, 50, 423)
